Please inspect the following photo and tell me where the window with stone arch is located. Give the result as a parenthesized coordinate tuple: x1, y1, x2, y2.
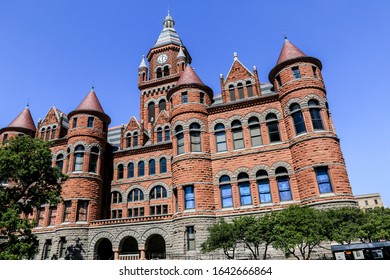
(127, 162, 134, 178)
(40, 128, 45, 139)
(51, 126, 57, 140)
(308, 99, 324, 130)
(126, 133, 131, 148)
(117, 164, 124, 179)
(73, 145, 85, 172)
(138, 161, 145, 177)
(256, 170, 272, 204)
(175, 125, 184, 155)
(290, 103, 306, 135)
(190, 123, 202, 152)
(220, 175, 233, 208)
(150, 185, 167, 200)
(229, 84, 235, 101)
(149, 159, 156, 175)
(45, 127, 51, 141)
(65, 148, 71, 173)
(164, 126, 170, 141)
(159, 99, 166, 112)
(159, 157, 167, 173)
(111, 191, 122, 204)
(156, 67, 163, 78)
(232, 120, 244, 150)
(275, 167, 292, 201)
(133, 132, 138, 147)
(237, 82, 244, 99)
(214, 123, 227, 152)
(88, 146, 99, 173)
(238, 172, 252, 206)
(163, 65, 170, 77)
(128, 188, 144, 202)
(248, 116, 262, 147)
(157, 127, 163, 143)
(56, 154, 64, 172)
(266, 113, 281, 143)
(246, 80, 253, 97)
(148, 102, 155, 123)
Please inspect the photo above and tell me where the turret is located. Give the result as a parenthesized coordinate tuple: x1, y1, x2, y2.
(62, 87, 111, 222)
(138, 55, 148, 84)
(0, 105, 36, 144)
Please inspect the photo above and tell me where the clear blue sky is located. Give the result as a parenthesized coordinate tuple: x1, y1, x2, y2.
(0, 1, 389, 206)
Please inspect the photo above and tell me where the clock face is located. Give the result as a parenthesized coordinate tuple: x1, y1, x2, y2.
(157, 54, 168, 64)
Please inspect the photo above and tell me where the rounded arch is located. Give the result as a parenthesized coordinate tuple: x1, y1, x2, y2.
(114, 161, 126, 169)
(90, 232, 115, 256)
(124, 184, 147, 199)
(224, 82, 235, 90)
(172, 120, 186, 132)
(261, 108, 283, 122)
(233, 167, 253, 181)
(52, 150, 66, 161)
(210, 119, 229, 132)
(270, 162, 294, 177)
(243, 112, 262, 125)
(89, 143, 103, 153)
(146, 182, 171, 198)
(186, 118, 206, 131)
(110, 187, 125, 198)
(228, 115, 245, 125)
(285, 98, 303, 114)
(141, 227, 171, 248)
(214, 169, 235, 185)
(252, 164, 272, 176)
(115, 229, 142, 249)
(302, 94, 323, 108)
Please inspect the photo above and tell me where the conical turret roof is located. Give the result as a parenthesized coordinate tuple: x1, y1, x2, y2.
(75, 88, 105, 113)
(176, 65, 204, 87)
(7, 106, 36, 132)
(276, 38, 307, 65)
(153, 12, 183, 48)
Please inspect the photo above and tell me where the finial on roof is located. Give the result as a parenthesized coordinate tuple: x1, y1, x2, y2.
(220, 74, 223, 78)
(283, 30, 288, 41)
(163, 10, 174, 29)
(139, 55, 148, 69)
(26, 98, 30, 108)
(253, 66, 257, 71)
(233, 52, 238, 61)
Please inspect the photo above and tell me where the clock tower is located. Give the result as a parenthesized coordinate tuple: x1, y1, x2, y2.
(138, 12, 192, 128)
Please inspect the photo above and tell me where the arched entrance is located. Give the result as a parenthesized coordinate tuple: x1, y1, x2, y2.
(95, 238, 114, 260)
(145, 234, 166, 259)
(119, 236, 140, 260)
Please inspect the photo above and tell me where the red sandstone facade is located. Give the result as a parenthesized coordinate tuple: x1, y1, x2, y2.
(0, 14, 356, 260)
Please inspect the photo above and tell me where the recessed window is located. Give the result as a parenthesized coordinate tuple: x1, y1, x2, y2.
(88, 147, 99, 173)
(111, 191, 122, 204)
(220, 175, 233, 208)
(182, 92, 188, 103)
(138, 161, 145, 177)
(246, 81, 253, 97)
(160, 158, 167, 173)
(232, 120, 244, 150)
(187, 226, 195, 251)
(37, 207, 45, 227)
(127, 163, 134, 178)
(2, 133, 8, 144)
(308, 99, 324, 130)
(290, 103, 306, 135)
(184, 186, 195, 209)
(128, 207, 144, 217)
(128, 188, 144, 202)
(77, 200, 88, 221)
(111, 209, 122, 219)
(312, 66, 318, 78)
(48, 206, 57, 226)
(87, 117, 94, 128)
(56, 154, 64, 172)
(51, 126, 56, 139)
(238, 173, 252, 206)
(149, 205, 168, 216)
(200, 92, 205, 104)
(276, 167, 292, 201)
(215, 123, 227, 152)
(43, 240, 52, 260)
(266, 113, 281, 143)
(190, 123, 202, 152)
(150, 186, 167, 200)
(117, 164, 124, 179)
(164, 126, 170, 141)
(248, 117, 262, 147)
(73, 145, 85, 172)
(315, 166, 332, 194)
(72, 117, 78, 128)
(276, 75, 282, 87)
(257, 170, 272, 204)
(159, 99, 166, 112)
(149, 159, 156, 175)
(126, 133, 131, 148)
(63, 201, 72, 222)
(157, 127, 163, 142)
(133, 132, 138, 147)
(292, 66, 301, 79)
(148, 102, 155, 123)
(176, 126, 184, 155)
(229, 85, 235, 101)
(237, 83, 244, 99)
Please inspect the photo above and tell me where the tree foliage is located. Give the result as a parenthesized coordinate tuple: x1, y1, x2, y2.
(0, 136, 65, 259)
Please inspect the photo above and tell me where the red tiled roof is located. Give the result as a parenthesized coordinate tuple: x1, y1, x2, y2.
(276, 39, 306, 65)
(76, 89, 105, 113)
(8, 107, 36, 131)
(176, 65, 204, 87)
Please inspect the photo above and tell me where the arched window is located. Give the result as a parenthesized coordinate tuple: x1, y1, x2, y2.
(157, 127, 163, 142)
(246, 81, 253, 97)
(126, 133, 131, 148)
(160, 157, 167, 173)
(127, 163, 134, 178)
(190, 123, 201, 152)
(176, 125, 184, 155)
(159, 99, 166, 112)
(238, 173, 252, 205)
(220, 175, 233, 208)
(148, 102, 155, 123)
(164, 126, 170, 141)
(66, 148, 70, 173)
(117, 164, 124, 179)
(229, 84, 235, 101)
(45, 127, 51, 141)
(133, 132, 138, 147)
(315, 166, 333, 194)
(276, 167, 292, 201)
(149, 159, 156, 175)
(256, 170, 271, 204)
(73, 145, 85, 172)
(290, 103, 306, 135)
(215, 123, 227, 152)
(150, 186, 167, 200)
(232, 120, 244, 150)
(51, 126, 57, 140)
(308, 99, 324, 130)
(88, 147, 99, 173)
(138, 161, 145, 177)
(111, 191, 122, 204)
(56, 154, 64, 172)
(184, 186, 195, 209)
(40, 128, 45, 139)
(237, 82, 244, 99)
(163, 65, 170, 76)
(248, 117, 262, 147)
(156, 67, 162, 78)
(128, 188, 144, 202)
(266, 113, 281, 143)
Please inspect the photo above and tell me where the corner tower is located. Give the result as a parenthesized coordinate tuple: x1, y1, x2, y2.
(63, 88, 111, 222)
(0, 105, 36, 143)
(269, 37, 355, 207)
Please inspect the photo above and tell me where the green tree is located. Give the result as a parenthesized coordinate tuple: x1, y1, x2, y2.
(360, 207, 390, 242)
(0, 136, 65, 259)
(272, 205, 326, 260)
(201, 219, 238, 259)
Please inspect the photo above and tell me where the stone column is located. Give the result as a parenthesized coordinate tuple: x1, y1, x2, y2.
(113, 248, 119, 260)
(139, 245, 146, 260)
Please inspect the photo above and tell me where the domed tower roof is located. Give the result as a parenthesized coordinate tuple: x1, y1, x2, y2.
(269, 37, 322, 83)
(176, 65, 205, 87)
(0, 105, 36, 135)
(153, 11, 183, 48)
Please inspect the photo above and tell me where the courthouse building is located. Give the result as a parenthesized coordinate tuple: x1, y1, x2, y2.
(0, 13, 356, 260)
